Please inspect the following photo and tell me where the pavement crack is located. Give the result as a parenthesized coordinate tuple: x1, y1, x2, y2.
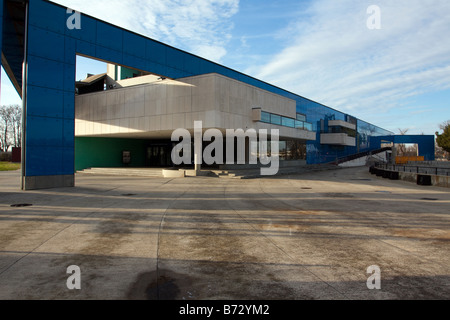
(155, 185, 188, 300)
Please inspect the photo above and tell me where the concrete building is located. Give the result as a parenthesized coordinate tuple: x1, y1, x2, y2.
(74, 67, 316, 170)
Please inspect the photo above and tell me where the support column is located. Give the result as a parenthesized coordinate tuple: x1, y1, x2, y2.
(22, 0, 76, 190)
(194, 121, 202, 174)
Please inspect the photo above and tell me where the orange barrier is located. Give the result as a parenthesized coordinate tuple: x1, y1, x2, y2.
(395, 156, 424, 164)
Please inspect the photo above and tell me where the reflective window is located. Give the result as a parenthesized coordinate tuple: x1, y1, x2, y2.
(296, 114, 306, 122)
(271, 114, 282, 125)
(279, 141, 287, 160)
(282, 117, 295, 128)
(261, 111, 271, 123)
(304, 122, 313, 131)
(295, 120, 304, 129)
(258, 110, 313, 132)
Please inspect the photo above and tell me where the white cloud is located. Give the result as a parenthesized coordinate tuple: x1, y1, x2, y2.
(51, 0, 239, 63)
(247, 0, 450, 120)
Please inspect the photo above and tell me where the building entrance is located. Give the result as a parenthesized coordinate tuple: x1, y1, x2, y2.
(146, 143, 173, 167)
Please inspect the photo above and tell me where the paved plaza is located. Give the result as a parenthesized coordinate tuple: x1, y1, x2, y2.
(0, 167, 449, 300)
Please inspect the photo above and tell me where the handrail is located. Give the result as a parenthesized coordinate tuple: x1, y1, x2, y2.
(375, 163, 450, 177)
(330, 147, 392, 165)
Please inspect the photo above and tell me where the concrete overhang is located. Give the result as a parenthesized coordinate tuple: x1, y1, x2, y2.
(328, 120, 356, 130)
(321, 133, 356, 146)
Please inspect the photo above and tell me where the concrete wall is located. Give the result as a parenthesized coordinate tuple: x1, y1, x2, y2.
(398, 171, 450, 188)
(75, 73, 316, 141)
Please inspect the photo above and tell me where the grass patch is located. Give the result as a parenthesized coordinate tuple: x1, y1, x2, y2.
(0, 162, 21, 171)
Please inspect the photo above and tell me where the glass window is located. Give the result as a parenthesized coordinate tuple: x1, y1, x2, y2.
(296, 114, 306, 122)
(279, 141, 287, 161)
(304, 122, 313, 131)
(295, 120, 304, 130)
(286, 140, 306, 160)
(282, 117, 295, 128)
(271, 114, 282, 125)
(261, 111, 271, 123)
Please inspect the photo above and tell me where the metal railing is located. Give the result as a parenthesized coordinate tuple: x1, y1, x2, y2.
(331, 147, 391, 165)
(375, 163, 450, 177)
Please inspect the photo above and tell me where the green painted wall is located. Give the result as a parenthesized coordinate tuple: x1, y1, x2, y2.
(75, 137, 147, 171)
(120, 66, 139, 80)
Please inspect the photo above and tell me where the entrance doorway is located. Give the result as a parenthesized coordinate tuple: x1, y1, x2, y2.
(146, 143, 172, 167)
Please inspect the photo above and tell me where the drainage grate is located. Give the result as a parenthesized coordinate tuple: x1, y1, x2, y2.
(323, 193, 354, 198)
(122, 194, 137, 197)
(10, 204, 33, 207)
(301, 187, 312, 190)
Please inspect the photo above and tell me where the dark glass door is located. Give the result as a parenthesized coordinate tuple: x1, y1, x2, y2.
(146, 144, 172, 167)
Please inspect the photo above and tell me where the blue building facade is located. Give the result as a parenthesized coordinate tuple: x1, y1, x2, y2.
(1, 0, 433, 189)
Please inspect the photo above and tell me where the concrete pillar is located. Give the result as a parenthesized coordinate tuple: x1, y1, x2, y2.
(194, 121, 202, 173)
(195, 153, 201, 173)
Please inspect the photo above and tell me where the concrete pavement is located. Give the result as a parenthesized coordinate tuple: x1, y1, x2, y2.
(0, 167, 449, 300)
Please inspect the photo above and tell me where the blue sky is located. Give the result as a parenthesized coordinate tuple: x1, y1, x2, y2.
(1, 0, 450, 135)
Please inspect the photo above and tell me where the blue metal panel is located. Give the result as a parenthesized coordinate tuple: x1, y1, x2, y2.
(28, 0, 66, 34)
(28, 25, 66, 62)
(26, 146, 63, 176)
(26, 116, 63, 147)
(63, 119, 75, 147)
(63, 91, 75, 119)
(166, 48, 186, 70)
(123, 32, 146, 58)
(65, 14, 97, 43)
(96, 21, 123, 52)
(63, 63, 75, 93)
(122, 53, 147, 74)
(62, 146, 75, 175)
(95, 45, 122, 65)
(64, 37, 76, 65)
(184, 55, 201, 75)
(27, 85, 64, 118)
(145, 40, 167, 65)
(76, 39, 96, 57)
(26, 55, 65, 90)
(146, 61, 167, 77)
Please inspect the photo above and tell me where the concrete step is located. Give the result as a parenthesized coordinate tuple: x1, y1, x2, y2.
(77, 164, 341, 179)
(77, 168, 164, 177)
(218, 164, 341, 179)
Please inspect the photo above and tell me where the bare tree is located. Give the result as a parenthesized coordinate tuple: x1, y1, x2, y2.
(439, 120, 450, 131)
(0, 122, 4, 152)
(0, 105, 22, 152)
(11, 105, 22, 148)
(0, 106, 12, 152)
(396, 128, 409, 156)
